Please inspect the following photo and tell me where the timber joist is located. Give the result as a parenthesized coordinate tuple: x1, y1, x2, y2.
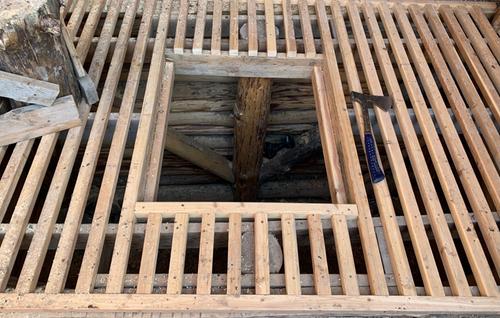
(0, 0, 499, 316)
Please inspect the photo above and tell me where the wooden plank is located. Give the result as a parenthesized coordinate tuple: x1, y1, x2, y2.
(440, 6, 500, 123)
(423, 5, 500, 169)
(254, 212, 270, 295)
(0, 70, 59, 106)
(136, 213, 162, 293)
(0, 140, 33, 222)
(313, 0, 388, 296)
(227, 213, 242, 295)
(307, 214, 330, 295)
(229, 0, 239, 56)
(0, 96, 81, 147)
(0, 294, 499, 314)
(192, 0, 208, 54)
(247, 0, 258, 56)
(331, 215, 359, 295)
(196, 212, 216, 294)
(166, 213, 189, 295)
(298, 2, 315, 57)
(135, 202, 358, 219)
(165, 129, 234, 183)
(264, 0, 277, 57)
(105, 0, 172, 293)
(174, 0, 189, 54)
(211, 0, 222, 55)
(0, 133, 57, 291)
(469, 7, 500, 61)
(280, 213, 301, 295)
(377, 3, 498, 297)
(14, 0, 119, 294)
(282, 0, 297, 57)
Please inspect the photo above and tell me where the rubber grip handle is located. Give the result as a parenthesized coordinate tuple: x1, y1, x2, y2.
(364, 132, 385, 183)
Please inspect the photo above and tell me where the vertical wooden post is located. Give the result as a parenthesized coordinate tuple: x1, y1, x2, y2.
(233, 77, 272, 201)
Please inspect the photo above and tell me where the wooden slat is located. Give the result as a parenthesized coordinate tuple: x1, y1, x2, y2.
(227, 213, 241, 295)
(280, 213, 301, 295)
(247, 0, 258, 56)
(196, 212, 216, 294)
(282, 0, 297, 57)
(0, 134, 57, 290)
(135, 202, 357, 219)
(229, 0, 239, 56)
(0, 147, 6, 165)
(307, 214, 330, 295)
(0, 140, 33, 222)
(440, 6, 500, 123)
(211, 0, 222, 55)
(15, 0, 119, 294)
(264, 0, 277, 57)
(192, 0, 208, 54)
(105, 0, 172, 293)
(298, 2, 315, 57)
(0, 70, 59, 106)
(423, 5, 500, 169)
(136, 213, 162, 294)
(469, 7, 500, 61)
(331, 215, 359, 295)
(174, 0, 189, 54)
(313, 0, 388, 296)
(66, 0, 89, 38)
(254, 212, 270, 295)
(374, 3, 498, 297)
(75, 0, 107, 60)
(166, 213, 189, 295)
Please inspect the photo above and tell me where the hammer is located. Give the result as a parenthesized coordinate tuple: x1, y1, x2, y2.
(351, 91, 393, 184)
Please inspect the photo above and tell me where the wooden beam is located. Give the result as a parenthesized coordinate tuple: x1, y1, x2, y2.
(233, 77, 272, 200)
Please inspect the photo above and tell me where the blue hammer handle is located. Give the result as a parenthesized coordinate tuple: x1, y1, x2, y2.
(364, 132, 385, 183)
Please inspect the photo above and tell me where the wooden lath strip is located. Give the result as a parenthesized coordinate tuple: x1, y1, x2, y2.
(106, 0, 173, 293)
(254, 212, 270, 294)
(74, 0, 159, 293)
(75, 0, 107, 60)
(211, 0, 222, 55)
(192, 0, 208, 54)
(166, 213, 189, 294)
(174, 0, 189, 54)
(196, 212, 216, 294)
(264, 0, 277, 57)
(313, 0, 388, 296)
(15, 0, 120, 294)
(227, 213, 242, 295)
(282, 0, 297, 57)
(135, 202, 357, 219)
(66, 0, 89, 39)
(136, 213, 162, 293)
(367, 3, 498, 296)
(307, 214, 331, 295)
(247, 0, 258, 56)
(229, 0, 239, 56)
(469, 6, 500, 61)
(298, 2, 316, 57)
(280, 213, 301, 295)
(441, 6, 500, 123)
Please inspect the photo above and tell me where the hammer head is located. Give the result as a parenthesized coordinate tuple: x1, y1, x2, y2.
(351, 91, 392, 111)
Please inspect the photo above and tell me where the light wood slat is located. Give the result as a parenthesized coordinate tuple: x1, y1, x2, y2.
(105, 0, 172, 293)
(454, 7, 500, 92)
(0, 147, 6, 164)
(440, 6, 500, 123)
(331, 215, 359, 295)
(0, 140, 33, 223)
(44, 0, 140, 294)
(196, 212, 216, 294)
(254, 212, 270, 295)
(313, 0, 388, 296)
(174, 0, 189, 54)
(247, 0, 258, 56)
(280, 213, 301, 295)
(423, 5, 500, 169)
(374, 3, 498, 297)
(14, 0, 119, 293)
(192, 0, 208, 54)
(469, 7, 500, 61)
(136, 213, 162, 293)
(75, 0, 160, 292)
(0, 70, 59, 107)
(229, 0, 239, 56)
(0, 134, 57, 291)
(211, 0, 222, 55)
(282, 0, 297, 57)
(66, 0, 89, 38)
(403, 8, 500, 213)
(264, 0, 277, 57)
(166, 213, 189, 295)
(298, 2, 315, 57)
(307, 214, 330, 295)
(75, 0, 107, 59)
(135, 202, 357, 219)
(227, 213, 241, 295)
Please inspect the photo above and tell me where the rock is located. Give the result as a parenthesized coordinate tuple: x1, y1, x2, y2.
(241, 230, 283, 274)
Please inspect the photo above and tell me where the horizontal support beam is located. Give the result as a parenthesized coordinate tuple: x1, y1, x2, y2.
(134, 202, 357, 219)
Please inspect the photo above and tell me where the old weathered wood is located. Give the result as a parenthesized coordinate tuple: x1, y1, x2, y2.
(0, 70, 59, 106)
(233, 77, 272, 201)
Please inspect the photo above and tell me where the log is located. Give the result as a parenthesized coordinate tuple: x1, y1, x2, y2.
(0, 0, 80, 101)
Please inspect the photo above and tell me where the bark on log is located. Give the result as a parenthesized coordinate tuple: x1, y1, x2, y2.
(0, 0, 80, 102)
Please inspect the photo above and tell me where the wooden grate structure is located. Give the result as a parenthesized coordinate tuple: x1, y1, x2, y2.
(0, 0, 499, 316)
